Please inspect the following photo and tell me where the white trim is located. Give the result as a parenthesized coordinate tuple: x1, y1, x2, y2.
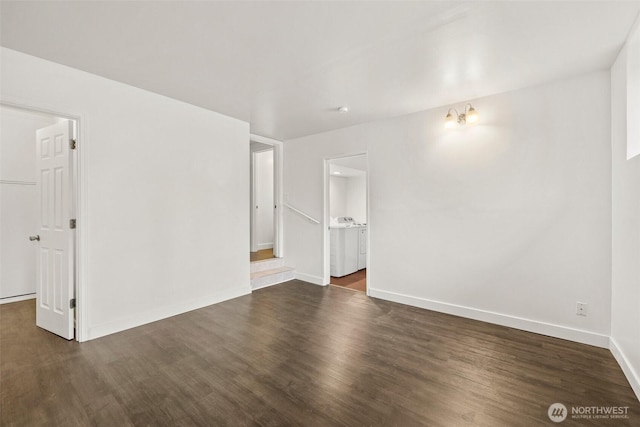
(87, 285, 251, 340)
(0, 180, 36, 185)
(257, 243, 274, 250)
(368, 288, 610, 348)
(365, 155, 371, 296)
(295, 272, 326, 286)
(252, 278, 295, 291)
(75, 112, 89, 342)
(323, 159, 330, 285)
(610, 337, 640, 401)
(0, 96, 88, 342)
(0, 294, 36, 305)
(249, 133, 281, 146)
(252, 281, 280, 291)
(252, 146, 274, 154)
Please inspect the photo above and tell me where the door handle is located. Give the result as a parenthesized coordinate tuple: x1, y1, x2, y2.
(29, 235, 40, 241)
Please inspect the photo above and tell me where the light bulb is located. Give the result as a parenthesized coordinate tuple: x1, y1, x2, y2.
(444, 112, 456, 129)
(466, 107, 478, 123)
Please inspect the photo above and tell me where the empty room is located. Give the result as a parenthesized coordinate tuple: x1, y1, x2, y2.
(1, 1, 639, 425)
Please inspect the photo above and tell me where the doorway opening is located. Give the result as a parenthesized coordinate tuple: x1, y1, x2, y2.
(249, 134, 283, 263)
(325, 154, 368, 293)
(250, 143, 275, 261)
(0, 104, 80, 340)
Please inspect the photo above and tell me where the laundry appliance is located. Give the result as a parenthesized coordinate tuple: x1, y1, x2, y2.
(330, 217, 367, 277)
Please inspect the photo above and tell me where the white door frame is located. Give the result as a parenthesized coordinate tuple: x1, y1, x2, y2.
(1, 97, 87, 342)
(250, 133, 284, 258)
(323, 153, 370, 295)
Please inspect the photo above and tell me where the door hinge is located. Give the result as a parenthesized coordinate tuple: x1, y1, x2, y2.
(70, 139, 77, 150)
(70, 219, 76, 229)
(70, 298, 76, 309)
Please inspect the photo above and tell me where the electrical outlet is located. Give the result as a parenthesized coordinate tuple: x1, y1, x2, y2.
(576, 302, 587, 317)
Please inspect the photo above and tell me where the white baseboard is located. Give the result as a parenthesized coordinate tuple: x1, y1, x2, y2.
(0, 293, 36, 305)
(252, 282, 276, 291)
(368, 288, 610, 348)
(86, 285, 251, 341)
(610, 337, 640, 401)
(257, 243, 274, 250)
(252, 278, 295, 291)
(295, 272, 326, 286)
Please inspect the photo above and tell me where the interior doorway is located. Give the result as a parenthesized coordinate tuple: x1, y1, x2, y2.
(325, 154, 368, 293)
(0, 104, 79, 340)
(249, 134, 283, 262)
(250, 143, 275, 261)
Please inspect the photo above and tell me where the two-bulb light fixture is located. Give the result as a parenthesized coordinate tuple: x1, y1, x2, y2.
(444, 103, 479, 129)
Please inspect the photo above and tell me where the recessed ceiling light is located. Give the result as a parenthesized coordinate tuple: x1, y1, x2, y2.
(334, 171, 342, 175)
(338, 106, 349, 113)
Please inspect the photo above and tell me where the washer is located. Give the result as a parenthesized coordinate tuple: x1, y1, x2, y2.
(330, 217, 365, 277)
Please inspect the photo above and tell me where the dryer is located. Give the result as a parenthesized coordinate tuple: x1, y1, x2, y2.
(330, 217, 366, 277)
(330, 226, 359, 277)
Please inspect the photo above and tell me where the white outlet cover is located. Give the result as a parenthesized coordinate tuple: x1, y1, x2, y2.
(576, 302, 587, 316)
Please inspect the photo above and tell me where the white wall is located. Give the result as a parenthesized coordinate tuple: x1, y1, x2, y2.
(346, 174, 367, 224)
(285, 70, 612, 347)
(1, 48, 250, 340)
(330, 174, 366, 223)
(329, 176, 348, 219)
(255, 149, 274, 249)
(610, 23, 640, 399)
(0, 107, 57, 299)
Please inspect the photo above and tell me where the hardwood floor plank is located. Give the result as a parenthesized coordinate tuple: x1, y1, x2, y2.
(1, 280, 638, 426)
(330, 269, 366, 292)
(250, 249, 275, 262)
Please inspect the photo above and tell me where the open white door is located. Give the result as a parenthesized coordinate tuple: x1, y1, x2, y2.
(34, 120, 74, 339)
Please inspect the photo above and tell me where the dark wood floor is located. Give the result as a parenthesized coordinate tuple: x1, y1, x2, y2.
(331, 269, 366, 292)
(1, 281, 638, 426)
(250, 248, 274, 262)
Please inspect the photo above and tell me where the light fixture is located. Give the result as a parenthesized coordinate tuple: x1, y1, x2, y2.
(444, 103, 479, 128)
(338, 106, 349, 113)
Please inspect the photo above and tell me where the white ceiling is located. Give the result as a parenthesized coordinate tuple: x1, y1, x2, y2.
(1, 1, 638, 140)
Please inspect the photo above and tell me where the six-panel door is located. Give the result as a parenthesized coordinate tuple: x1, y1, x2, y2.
(35, 120, 74, 340)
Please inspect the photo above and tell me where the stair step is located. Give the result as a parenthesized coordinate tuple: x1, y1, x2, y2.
(250, 266, 295, 290)
(250, 257, 284, 273)
(250, 266, 294, 279)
